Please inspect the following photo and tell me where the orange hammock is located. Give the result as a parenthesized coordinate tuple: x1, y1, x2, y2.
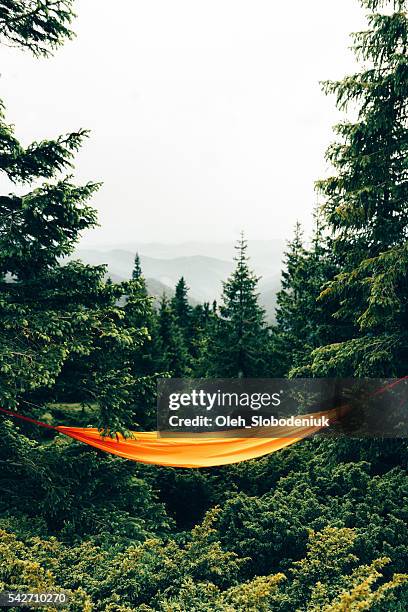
(58, 415, 332, 467)
(0, 377, 405, 468)
(0, 405, 340, 468)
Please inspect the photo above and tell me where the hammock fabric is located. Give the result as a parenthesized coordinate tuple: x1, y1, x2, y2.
(0, 405, 341, 468)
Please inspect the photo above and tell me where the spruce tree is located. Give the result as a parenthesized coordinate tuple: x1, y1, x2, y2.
(189, 302, 218, 376)
(0, 1, 154, 430)
(127, 253, 157, 379)
(128, 253, 151, 328)
(208, 234, 270, 378)
(271, 223, 309, 376)
(307, 0, 408, 377)
(132, 252, 147, 295)
(271, 218, 343, 376)
(132, 253, 143, 279)
(156, 295, 190, 377)
(171, 277, 192, 336)
(170, 276, 194, 365)
(0, 5, 94, 407)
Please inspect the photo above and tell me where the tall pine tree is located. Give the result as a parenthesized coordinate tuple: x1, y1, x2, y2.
(132, 253, 147, 295)
(271, 218, 344, 376)
(306, 0, 408, 377)
(126, 253, 158, 378)
(189, 302, 218, 376)
(155, 295, 190, 377)
(127, 253, 152, 330)
(207, 234, 270, 377)
(0, 2, 154, 431)
(171, 276, 192, 340)
(271, 223, 309, 376)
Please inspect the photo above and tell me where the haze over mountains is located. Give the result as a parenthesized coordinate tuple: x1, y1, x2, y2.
(72, 240, 285, 320)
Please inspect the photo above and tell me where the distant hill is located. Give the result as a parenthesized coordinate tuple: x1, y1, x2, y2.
(145, 278, 175, 301)
(74, 249, 233, 302)
(72, 242, 283, 320)
(78, 240, 285, 276)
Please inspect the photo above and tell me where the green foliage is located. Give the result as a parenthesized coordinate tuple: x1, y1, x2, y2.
(271, 218, 343, 376)
(0, 0, 76, 57)
(132, 253, 148, 298)
(154, 295, 190, 377)
(127, 257, 162, 423)
(0, 530, 92, 612)
(1, 512, 407, 611)
(307, 0, 408, 377)
(0, 107, 98, 277)
(288, 530, 408, 611)
(170, 277, 192, 337)
(186, 302, 218, 377)
(0, 418, 172, 545)
(0, 45, 157, 431)
(0, 508, 246, 610)
(206, 234, 271, 377)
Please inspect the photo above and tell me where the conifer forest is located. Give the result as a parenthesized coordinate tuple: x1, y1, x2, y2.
(0, 0, 407, 609)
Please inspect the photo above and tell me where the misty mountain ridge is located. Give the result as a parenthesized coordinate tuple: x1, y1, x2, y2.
(72, 241, 284, 320)
(77, 240, 285, 271)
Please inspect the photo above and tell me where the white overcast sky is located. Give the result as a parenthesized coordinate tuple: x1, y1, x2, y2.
(0, 0, 367, 245)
